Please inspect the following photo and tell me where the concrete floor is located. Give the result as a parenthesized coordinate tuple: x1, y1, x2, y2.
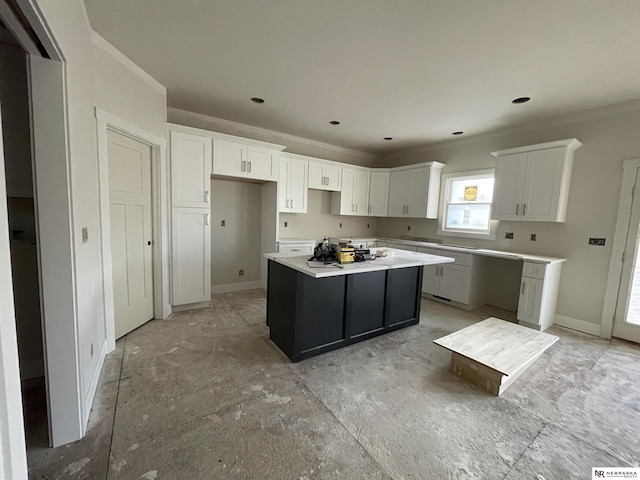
(27, 290, 640, 479)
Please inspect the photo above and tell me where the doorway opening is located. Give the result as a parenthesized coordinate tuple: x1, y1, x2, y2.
(604, 158, 640, 344)
(0, 21, 48, 448)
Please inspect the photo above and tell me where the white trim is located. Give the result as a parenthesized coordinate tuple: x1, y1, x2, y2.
(171, 301, 210, 313)
(555, 314, 602, 337)
(168, 107, 377, 162)
(15, 0, 64, 62)
(95, 108, 171, 355)
(0, 89, 29, 480)
(90, 30, 166, 95)
(167, 121, 286, 151)
(0, 1, 40, 56)
(437, 168, 497, 241)
(212, 281, 263, 294)
(83, 340, 105, 420)
(490, 138, 582, 157)
(601, 158, 640, 339)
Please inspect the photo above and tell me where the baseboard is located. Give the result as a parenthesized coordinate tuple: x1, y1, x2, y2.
(171, 301, 210, 312)
(83, 339, 107, 433)
(554, 314, 602, 336)
(211, 281, 263, 295)
(19, 358, 45, 381)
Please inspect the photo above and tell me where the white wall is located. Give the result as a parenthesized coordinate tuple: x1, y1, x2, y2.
(378, 104, 640, 329)
(211, 179, 262, 287)
(92, 32, 167, 137)
(280, 189, 377, 242)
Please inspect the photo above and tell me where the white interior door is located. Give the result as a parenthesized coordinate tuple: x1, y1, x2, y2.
(107, 129, 153, 338)
(613, 166, 640, 343)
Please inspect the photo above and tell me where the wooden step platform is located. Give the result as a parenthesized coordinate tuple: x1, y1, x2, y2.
(434, 317, 559, 396)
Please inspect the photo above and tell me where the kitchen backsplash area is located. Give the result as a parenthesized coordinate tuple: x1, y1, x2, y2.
(280, 189, 377, 242)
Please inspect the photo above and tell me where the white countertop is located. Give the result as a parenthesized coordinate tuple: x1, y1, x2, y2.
(265, 248, 455, 278)
(277, 237, 317, 244)
(377, 238, 565, 264)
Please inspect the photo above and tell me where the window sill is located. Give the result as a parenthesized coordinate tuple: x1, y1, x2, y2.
(437, 229, 497, 241)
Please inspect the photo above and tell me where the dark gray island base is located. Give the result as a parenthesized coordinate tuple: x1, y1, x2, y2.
(266, 259, 424, 362)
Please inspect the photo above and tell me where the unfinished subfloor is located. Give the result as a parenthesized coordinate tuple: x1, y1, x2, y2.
(27, 290, 640, 479)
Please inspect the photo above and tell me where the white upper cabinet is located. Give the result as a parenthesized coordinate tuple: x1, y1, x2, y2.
(170, 131, 212, 208)
(388, 162, 444, 218)
(279, 155, 308, 213)
(308, 159, 341, 191)
(213, 139, 279, 182)
(331, 167, 370, 216)
(368, 170, 390, 217)
(491, 138, 582, 222)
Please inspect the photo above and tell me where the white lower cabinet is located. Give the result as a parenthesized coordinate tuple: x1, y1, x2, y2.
(277, 243, 315, 255)
(517, 261, 562, 331)
(418, 248, 484, 310)
(171, 207, 211, 305)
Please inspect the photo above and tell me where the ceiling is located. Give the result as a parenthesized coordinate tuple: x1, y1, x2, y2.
(84, 0, 640, 155)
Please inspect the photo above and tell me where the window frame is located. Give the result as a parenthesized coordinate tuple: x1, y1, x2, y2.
(437, 168, 497, 240)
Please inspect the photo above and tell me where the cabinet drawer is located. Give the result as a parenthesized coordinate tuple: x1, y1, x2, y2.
(417, 247, 472, 266)
(278, 244, 314, 255)
(522, 261, 546, 279)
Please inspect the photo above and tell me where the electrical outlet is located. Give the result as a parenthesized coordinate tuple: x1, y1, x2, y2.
(407, 225, 411, 231)
(284, 222, 288, 227)
(340, 223, 343, 228)
(505, 232, 514, 239)
(367, 223, 370, 228)
(239, 269, 244, 276)
(82, 226, 88, 243)
(530, 234, 536, 241)
(220, 220, 225, 227)
(589, 237, 606, 246)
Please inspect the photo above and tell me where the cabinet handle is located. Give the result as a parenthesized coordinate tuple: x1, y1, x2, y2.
(521, 283, 525, 294)
(205, 191, 210, 203)
(324, 176, 328, 185)
(205, 213, 210, 225)
(241, 160, 246, 172)
(516, 204, 520, 215)
(291, 199, 294, 208)
(286, 199, 289, 208)
(523, 204, 527, 216)
(435, 266, 439, 276)
(248, 161, 252, 173)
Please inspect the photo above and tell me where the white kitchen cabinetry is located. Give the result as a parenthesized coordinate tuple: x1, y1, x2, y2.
(171, 207, 211, 305)
(277, 239, 316, 255)
(279, 155, 308, 213)
(517, 261, 562, 331)
(308, 159, 341, 191)
(331, 167, 370, 216)
(368, 170, 390, 216)
(387, 162, 444, 218)
(213, 138, 279, 182)
(170, 131, 212, 208)
(491, 138, 582, 222)
(418, 248, 483, 309)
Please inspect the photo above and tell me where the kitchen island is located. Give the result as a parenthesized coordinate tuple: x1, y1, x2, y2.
(264, 249, 454, 362)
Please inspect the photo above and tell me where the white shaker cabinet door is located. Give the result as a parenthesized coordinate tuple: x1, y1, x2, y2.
(247, 146, 278, 181)
(171, 207, 211, 305)
(353, 169, 370, 215)
(522, 147, 565, 221)
(278, 157, 290, 212)
(517, 276, 543, 325)
(492, 152, 527, 220)
(440, 263, 472, 304)
(213, 139, 246, 177)
(368, 171, 390, 216)
(170, 131, 212, 208)
(288, 157, 308, 213)
(324, 163, 342, 191)
(388, 169, 410, 216)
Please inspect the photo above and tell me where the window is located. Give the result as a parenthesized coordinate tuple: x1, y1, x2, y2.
(438, 169, 496, 239)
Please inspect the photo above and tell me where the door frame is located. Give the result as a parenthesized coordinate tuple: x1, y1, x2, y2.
(601, 158, 640, 338)
(95, 108, 170, 351)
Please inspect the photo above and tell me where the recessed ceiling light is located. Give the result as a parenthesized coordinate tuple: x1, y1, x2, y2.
(512, 97, 531, 104)
(452, 131, 464, 135)
(329, 120, 341, 125)
(251, 97, 265, 103)
(383, 137, 393, 141)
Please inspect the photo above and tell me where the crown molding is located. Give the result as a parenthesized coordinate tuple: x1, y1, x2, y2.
(91, 30, 166, 95)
